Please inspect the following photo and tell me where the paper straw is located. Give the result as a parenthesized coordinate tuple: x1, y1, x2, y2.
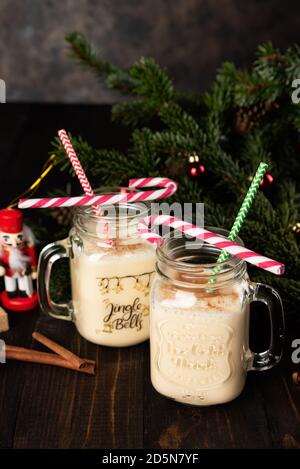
(58, 129, 110, 241)
(18, 177, 178, 209)
(138, 214, 285, 275)
(208, 162, 268, 282)
(58, 130, 94, 196)
(58, 129, 101, 215)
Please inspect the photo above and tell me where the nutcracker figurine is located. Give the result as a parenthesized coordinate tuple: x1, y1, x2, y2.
(0, 208, 38, 311)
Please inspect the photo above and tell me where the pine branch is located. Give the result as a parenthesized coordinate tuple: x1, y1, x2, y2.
(51, 134, 138, 185)
(285, 44, 300, 81)
(254, 42, 287, 85)
(174, 173, 204, 204)
(238, 131, 272, 172)
(205, 62, 237, 114)
(148, 130, 198, 155)
(204, 63, 238, 143)
(130, 57, 175, 102)
(88, 149, 141, 184)
(273, 181, 299, 229)
(65, 32, 115, 75)
(111, 99, 157, 127)
(51, 134, 96, 173)
(203, 143, 246, 193)
(159, 102, 206, 145)
(65, 32, 139, 94)
(130, 128, 161, 175)
(233, 70, 281, 106)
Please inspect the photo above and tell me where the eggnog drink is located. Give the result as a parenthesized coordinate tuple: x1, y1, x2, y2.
(150, 282, 250, 405)
(38, 200, 156, 347)
(149, 233, 284, 406)
(71, 239, 155, 346)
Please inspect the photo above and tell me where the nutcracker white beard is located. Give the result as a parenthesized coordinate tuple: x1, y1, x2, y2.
(8, 246, 29, 275)
(0, 244, 29, 275)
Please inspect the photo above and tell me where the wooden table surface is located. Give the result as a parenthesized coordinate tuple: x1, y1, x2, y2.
(0, 104, 300, 449)
(0, 308, 299, 449)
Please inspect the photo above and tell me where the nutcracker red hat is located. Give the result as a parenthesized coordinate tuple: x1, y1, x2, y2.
(0, 208, 23, 234)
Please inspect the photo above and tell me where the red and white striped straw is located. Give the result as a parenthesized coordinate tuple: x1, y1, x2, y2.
(58, 129, 102, 215)
(138, 214, 285, 276)
(18, 177, 178, 209)
(57, 129, 110, 240)
(58, 129, 94, 197)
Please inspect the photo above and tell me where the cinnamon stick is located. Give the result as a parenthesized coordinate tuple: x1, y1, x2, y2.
(32, 332, 85, 369)
(5, 345, 96, 375)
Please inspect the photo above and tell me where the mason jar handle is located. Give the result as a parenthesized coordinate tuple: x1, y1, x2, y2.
(37, 239, 73, 321)
(249, 282, 285, 370)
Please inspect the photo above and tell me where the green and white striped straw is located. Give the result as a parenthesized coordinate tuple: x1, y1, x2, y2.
(209, 162, 268, 282)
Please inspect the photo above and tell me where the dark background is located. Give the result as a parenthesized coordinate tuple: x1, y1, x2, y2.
(1, 0, 300, 103)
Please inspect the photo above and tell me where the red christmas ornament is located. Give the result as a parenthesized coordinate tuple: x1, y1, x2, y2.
(187, 154, 205, 179)
(260, 173, 274, 191)
(292, 372, 300, 385)
(248, 172, 274, 191)
(0, 208, 38, 311)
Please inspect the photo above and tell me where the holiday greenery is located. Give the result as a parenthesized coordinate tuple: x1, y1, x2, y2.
(46, 33, 300, 313)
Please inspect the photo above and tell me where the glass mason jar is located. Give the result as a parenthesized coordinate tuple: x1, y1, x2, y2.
(38, 198, 156, 347)
(150, 232, 285, 406)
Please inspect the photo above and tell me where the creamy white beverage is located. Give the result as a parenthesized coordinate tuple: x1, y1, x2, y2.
(71, 237, 156, 347)
(37, 200, 157, 347)
(150, 281, 251, 405)
(148, 233, 285, 406)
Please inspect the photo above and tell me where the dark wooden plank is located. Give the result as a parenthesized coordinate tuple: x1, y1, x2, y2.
(0, 309, 38, 448)
(255, 328, 300, 449)
(143, 343, 274, 449)
(12, 313, 144, 449)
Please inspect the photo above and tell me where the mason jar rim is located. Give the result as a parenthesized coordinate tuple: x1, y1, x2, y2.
(156, 228, 247, 286)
